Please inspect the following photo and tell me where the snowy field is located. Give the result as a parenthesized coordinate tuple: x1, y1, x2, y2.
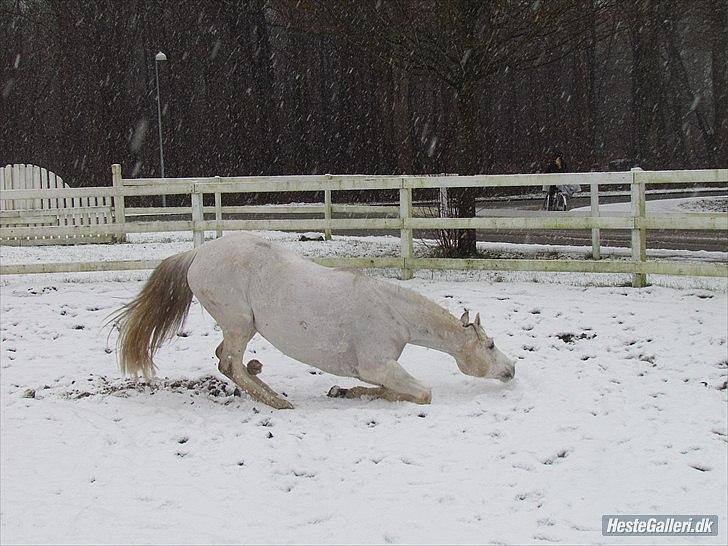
(1, 232, 727, 544)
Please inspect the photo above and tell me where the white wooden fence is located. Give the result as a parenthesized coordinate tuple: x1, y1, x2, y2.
(1, 164, 114, 245)
(0, 164, 726, 286)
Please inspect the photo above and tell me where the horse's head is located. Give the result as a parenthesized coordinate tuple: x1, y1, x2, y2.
(455, 311, 515, 382)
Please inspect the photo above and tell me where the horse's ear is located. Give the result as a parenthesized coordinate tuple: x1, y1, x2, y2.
(460, 310, 470, 326)
(474, 313, 481, 327)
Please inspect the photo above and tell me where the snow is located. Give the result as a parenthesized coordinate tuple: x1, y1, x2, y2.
(1, 235, 727, 544)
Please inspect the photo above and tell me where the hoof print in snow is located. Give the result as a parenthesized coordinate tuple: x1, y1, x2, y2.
(266, 431, 273, 439)
(299, 233, 324, 242)
(28, 286, 57, 295)
(72, 325, 85, 330)
(22, 388, 35, 399)
(639, 354, 656, 364)
(177, 437, 189, 444)
(176, 331, 189, 338)
(557, 332, 596, 344)
(689, 463, 711, 472)
(541, 449, 569, 465)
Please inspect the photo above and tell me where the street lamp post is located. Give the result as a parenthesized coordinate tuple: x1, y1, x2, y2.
(154, 51, 167, 207)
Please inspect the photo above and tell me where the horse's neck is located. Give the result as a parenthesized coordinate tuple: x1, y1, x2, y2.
(388, 286, 466, 356)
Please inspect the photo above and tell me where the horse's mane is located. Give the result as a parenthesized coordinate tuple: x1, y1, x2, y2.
(375, 278, 459, 327)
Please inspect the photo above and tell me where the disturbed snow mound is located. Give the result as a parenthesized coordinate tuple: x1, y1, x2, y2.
(49, 374, 244, 402)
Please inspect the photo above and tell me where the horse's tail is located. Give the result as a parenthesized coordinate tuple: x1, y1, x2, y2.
(109, 249, 198, 377)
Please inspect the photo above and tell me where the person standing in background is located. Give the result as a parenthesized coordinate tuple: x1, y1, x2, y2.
(542, 150, 580, 210)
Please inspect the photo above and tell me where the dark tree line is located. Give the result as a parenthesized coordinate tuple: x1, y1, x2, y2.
(1, 0, 726, 254)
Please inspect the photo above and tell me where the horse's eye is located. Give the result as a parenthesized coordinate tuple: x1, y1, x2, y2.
(487, 340, 495, 349)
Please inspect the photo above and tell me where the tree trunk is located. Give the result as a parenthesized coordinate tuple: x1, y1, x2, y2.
(451, 82, 480, 257)
(393, 70, 414, 174)
(628, 0, 664, 167)
(585, 1, 598, 161)
(710, 0, 728, 165)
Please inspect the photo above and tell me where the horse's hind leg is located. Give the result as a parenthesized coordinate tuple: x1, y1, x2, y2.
(217, 326, 293, 410)
(329, 360, 432, 405)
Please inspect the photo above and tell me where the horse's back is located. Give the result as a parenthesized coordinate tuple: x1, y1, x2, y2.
(189, 233, 407, 372)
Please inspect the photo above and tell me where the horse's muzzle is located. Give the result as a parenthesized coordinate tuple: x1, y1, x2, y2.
(498, 371, 515, 382)
(498, 362, 516, 382)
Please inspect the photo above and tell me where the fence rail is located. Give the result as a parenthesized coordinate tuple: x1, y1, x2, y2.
(0, 165, 726, 286)
(1, 164, 114, 245)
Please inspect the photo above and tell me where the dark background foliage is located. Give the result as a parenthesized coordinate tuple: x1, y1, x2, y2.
(2, 0, 726, 186)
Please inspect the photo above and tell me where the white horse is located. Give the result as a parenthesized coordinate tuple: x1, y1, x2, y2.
(112, 232, 515, 409)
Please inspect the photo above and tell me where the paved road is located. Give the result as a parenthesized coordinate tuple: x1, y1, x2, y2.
(138, 190, 727, 253)
(336, 191, 727, 253)
(468, 192, 727, 253)
(470, 228, 726, 253)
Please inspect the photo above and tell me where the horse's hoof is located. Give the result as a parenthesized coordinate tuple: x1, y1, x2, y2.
(273, 398, 294, 410)
(327, 385, 347, 398)
(246, 359, 263, 375)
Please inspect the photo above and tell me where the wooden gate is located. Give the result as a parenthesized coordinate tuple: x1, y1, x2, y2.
(1, 164, 115, 245)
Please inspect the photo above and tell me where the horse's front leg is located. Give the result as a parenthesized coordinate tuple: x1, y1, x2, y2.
(217, 328, 293, 410)
(328, 359, 432, 405)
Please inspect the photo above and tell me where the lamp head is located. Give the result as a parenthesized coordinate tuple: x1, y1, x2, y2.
(155, 51, 167, 62)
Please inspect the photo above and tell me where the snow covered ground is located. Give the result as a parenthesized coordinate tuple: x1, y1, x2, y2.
(1, 234, 727, 544)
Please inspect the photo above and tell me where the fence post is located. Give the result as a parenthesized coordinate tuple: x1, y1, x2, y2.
(324, 188, 332, 240)
(400, 184, 413, 280)
(590, 181, 600, 259)
(111, 163, 126, 243)
(630, 167, 647, 287)
(214, 176, 222, 239)
(191, 187, 205, 248)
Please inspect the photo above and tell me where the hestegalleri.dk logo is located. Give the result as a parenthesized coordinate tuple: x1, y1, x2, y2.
(602, 515, 718, 536)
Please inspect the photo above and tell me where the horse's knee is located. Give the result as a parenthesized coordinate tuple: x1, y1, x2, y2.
(358, 360, 431, 403)
(416, 389, 433, 405)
